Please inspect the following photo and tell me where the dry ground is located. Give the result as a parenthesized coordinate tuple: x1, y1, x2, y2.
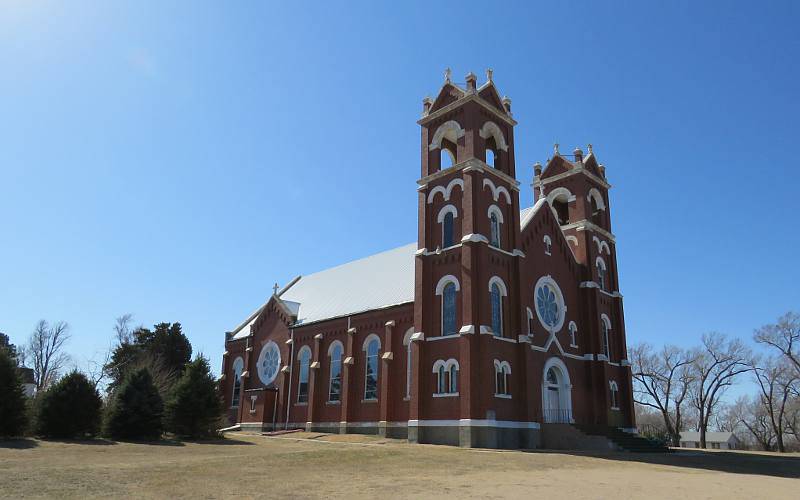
(1, 432, 798, 499)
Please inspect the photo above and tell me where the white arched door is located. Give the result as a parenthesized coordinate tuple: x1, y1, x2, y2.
(542, 360, 573, 423)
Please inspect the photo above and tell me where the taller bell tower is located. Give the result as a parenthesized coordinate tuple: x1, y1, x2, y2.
(409, 70, 531, 447)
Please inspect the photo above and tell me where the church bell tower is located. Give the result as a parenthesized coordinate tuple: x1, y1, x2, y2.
(408, 70, 529, 446)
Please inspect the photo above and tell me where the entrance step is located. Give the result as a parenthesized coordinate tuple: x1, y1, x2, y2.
(572, 424, 671, 453)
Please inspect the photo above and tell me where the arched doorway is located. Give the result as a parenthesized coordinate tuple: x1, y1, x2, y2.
(542, 358, 572, 423)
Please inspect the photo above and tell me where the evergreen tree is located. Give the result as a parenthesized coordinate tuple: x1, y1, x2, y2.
(106, 322, 192, 392)
(35, 371, 102, 438)
(0, 348, 27, 437)
(164, 356, 223, 438)
(104, 368, 163, 440)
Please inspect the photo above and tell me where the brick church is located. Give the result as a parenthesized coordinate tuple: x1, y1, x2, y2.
(220, 71, 635, 448)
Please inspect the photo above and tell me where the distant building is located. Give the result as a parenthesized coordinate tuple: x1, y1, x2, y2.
(679, 431, 742, 450)
(19, 367, 36, 397)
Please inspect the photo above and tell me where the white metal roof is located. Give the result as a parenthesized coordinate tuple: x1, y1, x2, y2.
(231, 243, 417, 338)
(280, 243, 417, 326)
(230, 207, 548, 340)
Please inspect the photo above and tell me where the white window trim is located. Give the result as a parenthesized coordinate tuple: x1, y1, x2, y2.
(543, 234, 552, 256)
(402, 328, 414, 399)
(493, 359, 512, 396)
(534, 275, 567, 333)
(436, 204, 458, 223)
(568, 321, 578, 348)
(432, 358, 459, 396)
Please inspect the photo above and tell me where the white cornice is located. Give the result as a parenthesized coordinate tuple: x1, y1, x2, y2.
(417, 92, 517, 127)
(534, 166, 611, 190)
(417, 158, 520, 191)
(560, 220, 616, 243)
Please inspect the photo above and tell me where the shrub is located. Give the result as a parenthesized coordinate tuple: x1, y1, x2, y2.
(0, 348, 27, 437)
(35, 371, 102, 439)
(164, 356, 223, 438)
(104, 368, 163, 440)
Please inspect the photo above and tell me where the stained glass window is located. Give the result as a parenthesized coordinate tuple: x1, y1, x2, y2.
(536, 284, 560, 329)
(364, 339, 380, 400)
(442, 282, 457, 335)
(491, 283, 503, 337)
(443, 211, 454, 248)
(329, 343, 342, 402)
(297, 348, 310, 403)
(257, 342, 281, 385)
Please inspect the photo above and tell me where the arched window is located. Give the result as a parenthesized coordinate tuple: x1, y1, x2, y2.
(543, 235, 552, 255)
(547, 187, 573, 225)
(491, 283, 503, 337)
(297, 347, 311, 403)
(449, 363, 458, 393)
(610, 380, 620, 410)
(328, 342, 343, 402)
(485, 148, 496, 167)
(494, 360, 511, 396)
(442, 282, 457, 335)
(490, 213, 500, 247)
(568, 321, 578, 348)
(437, 364, 446, 394)
(433, 359, 459, 395)
(231, 357, 244, 407)
(441, 148, 455, 169)
(526, 307, 534, 337)
(443, 211, 454, 248)
(596, 257, 607, 291)
(364, 336, 380, 400)
(403, 328, 413, 399)
(601, 315, 611, 360)
(588, 188, 606, 223)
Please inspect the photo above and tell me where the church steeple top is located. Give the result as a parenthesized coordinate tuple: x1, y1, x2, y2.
(420, 69, 516, 126)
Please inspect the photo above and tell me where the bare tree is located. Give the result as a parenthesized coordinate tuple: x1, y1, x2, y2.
(750, 355, 798, 452)
(113, 314, 134, 345)
(26, 320, 71, 391)
(689, 333, 751, 448)
(629, 342, 694, 446)
(754, 312, 800, 377)
(731, 395, 776, 451)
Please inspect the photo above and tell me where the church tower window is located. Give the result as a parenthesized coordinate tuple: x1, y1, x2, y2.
(491, 283, 503, 337)
(442, 282, 457, 335)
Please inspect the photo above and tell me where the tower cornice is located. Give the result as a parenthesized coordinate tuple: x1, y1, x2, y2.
(534, 166, 611, 190)
(417, 158, 520, 191)
(417, 93, 517, 127)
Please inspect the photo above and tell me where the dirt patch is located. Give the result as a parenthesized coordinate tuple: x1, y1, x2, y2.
(1, 433, 798, 499)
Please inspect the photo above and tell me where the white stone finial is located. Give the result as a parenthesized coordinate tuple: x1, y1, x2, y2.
(554, 143, 560, 155)
(539, 183, 546, 200)
(273, 282, 279, 295)
(486, 68, 493, 82)
(587, 144, 593, 154)
(444, 68, 452, 83)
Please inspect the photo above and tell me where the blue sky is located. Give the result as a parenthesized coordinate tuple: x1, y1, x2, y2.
(1, 1, 798, 395)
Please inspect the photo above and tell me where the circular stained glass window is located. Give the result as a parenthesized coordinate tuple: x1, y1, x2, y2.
(534, 276, 565, 332)
(257, 341, 281, 385)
